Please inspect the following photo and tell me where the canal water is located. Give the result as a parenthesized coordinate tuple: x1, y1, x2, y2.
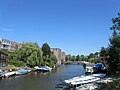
(0, 64, 85, 90)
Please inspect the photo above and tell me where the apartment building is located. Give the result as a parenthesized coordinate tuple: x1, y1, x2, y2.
(0, 38, 22, 51)
(0, 50, 8, 67)
(61, 52, 65, 63)
(50, 48, 65, 65)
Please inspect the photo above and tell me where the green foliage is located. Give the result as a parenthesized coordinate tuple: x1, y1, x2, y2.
(107, 30, 120, 74)
(71, 55, 76, 61)
(111, 12, 120, 31)
(8, 42, 42, 67)
(49, 54, 57, 66)
(17, 42, 41, 67)
(42, 43, 51, 57)
(100, 47, 108, 58)
(76, 55, 80, 61)
(80, 55, 88, 61)
(88, 53, 94, 59)
(1, 49, 9, 53)
(9, 59, 25, 67)
(89, 58, 101, 63)
(100, 12, 120, 75)
(41, 43, 52, 66)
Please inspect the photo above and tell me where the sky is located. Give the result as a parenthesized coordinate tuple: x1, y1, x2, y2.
(0, 0, 120, 55)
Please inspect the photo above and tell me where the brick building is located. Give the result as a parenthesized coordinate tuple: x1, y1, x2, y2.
(51, 48, 65, 65)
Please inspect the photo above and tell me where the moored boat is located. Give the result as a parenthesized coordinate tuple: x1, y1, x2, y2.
(64, 75, 100, 88)
(86, 66, 94, 74)
(4, 71, 16, 78)
(15, 68, 31, 75)
(34, 66, 52, 72)
(76, 83, 99, 90)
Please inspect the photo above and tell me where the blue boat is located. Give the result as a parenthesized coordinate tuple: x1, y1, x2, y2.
(94, 63, 104, 69)
(39, 66, 50, 71)
(16, 68, 31, 75)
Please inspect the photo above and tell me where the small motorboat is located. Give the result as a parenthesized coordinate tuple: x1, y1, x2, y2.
(96, 77, 113, 84)
(16, 68, 31, 75)
(76, 83, 98, 90)
(34, 66, 52, 72)
(4, 71, 16, 78)
(64, 75, 100, 87)
(86, 66, 94, 74)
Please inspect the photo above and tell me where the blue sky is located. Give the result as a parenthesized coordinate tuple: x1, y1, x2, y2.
(0, 0, 120, 55)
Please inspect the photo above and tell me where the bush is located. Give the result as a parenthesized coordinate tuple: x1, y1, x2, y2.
(9, 59, 25, 67)
(89, 58, 101, 63)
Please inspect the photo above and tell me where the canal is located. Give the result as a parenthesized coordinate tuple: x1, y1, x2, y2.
(0, 64, 85, 90)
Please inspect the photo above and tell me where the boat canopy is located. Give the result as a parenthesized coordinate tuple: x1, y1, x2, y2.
(39, 66, 49, 71)
(94, 63, 104, 69)
(17, 68, 28, 73)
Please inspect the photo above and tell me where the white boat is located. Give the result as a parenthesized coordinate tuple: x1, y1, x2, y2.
(90, 73, 106, 78)
(4, 71, 16, 78)
(46, 66, 52, 71)
(86, 66, 94, 74)
(34, 66, 52, 71)
(64, 75, 100, 87)
(64, 75, 85, 84)
(96, 77, 113, 84)
(76, 83, 98, 90)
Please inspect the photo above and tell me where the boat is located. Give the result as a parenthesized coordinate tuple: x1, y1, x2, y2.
(90, 73, 106, 78)
(96, 77, 113, 84)
(94, 63, 105, 69)
(76, 83, 98, 90)
(64, 73, 106, 88)
(4, 71, 16, 78)
(15, 68, 31, 75)
(86, 66, 94, 74)
(64, 75, 100, 88)
(34, 66, 52, 71)
(90, 73, 113, 84)
(45, 66, 52, 71)
(39, 66, 50, 71)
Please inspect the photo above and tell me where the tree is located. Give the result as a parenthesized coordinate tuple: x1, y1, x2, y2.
(8, 49, 25, 67)
(108, 30, 120, 74)
(94, 52, 99, 58)
(80, 55, 86, 61)
(9, 42, 42, 67)
(71, 55, 76, 61)
(100, 47, 108, 58)
(42, 43, 51, 57)
(106, 11, 120, 75)
(49, 54, 57, 66)
(41, 43, 51, 65)
(111, 12, 120, 31)
(88, 53, 94, 59)
(76, 55, 80, 61)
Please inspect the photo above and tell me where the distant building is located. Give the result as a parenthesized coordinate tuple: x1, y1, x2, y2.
(0, 50, 8, 67)
(65, 54, 71, 62)
(50, 48, 65, 65)
(0, 38, 22, 51)
(61, 52, 65, 63)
